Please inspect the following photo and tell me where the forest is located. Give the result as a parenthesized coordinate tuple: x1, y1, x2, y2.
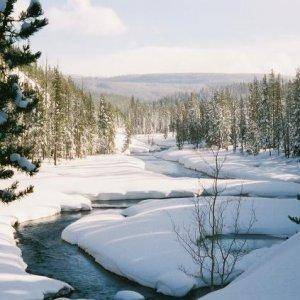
(126, 71, 300, 157)
(0, 1, 300, 300)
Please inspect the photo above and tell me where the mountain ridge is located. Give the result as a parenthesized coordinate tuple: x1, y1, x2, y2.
(73, 72, 265, 101)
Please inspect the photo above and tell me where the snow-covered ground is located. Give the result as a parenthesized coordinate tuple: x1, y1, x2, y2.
(61, 135, 300, 298)
(1, 133, 300, 299)
(62, 197, 300, 297)
(130, 134, 176, 154)
(202, 231, 300, 300)
(0, 153, 196, 299)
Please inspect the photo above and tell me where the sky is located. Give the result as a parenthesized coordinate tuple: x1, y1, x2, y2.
(16, 0, 300, 77)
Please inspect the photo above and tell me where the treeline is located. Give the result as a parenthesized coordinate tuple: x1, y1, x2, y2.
(21, 64, 117, 164)
(127, 96, 172, 137)
(126, 70, 300, 157)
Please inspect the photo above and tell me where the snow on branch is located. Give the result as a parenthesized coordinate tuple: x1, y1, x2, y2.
(10, 153, 36, 172)
(0, 0, 7, 13)
(0, 111, 8, 124)
(12, 83, 31, 108)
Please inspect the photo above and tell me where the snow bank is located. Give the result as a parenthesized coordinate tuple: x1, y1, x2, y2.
(0, 153, 196, 299)
(62, 197, 300, 297)
(157, 147, 300, 184)
(0, 190, 91, 298)
(0, 159, 95, 298)
(114, 290, 145, 300)
(202, 231, 300, 300)
(131, 135, 300, 199)
(0, 216, 73, 299)
(130, 134, 175, 154)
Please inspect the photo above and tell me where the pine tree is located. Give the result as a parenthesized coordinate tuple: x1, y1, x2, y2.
(186, 93, 201, 147)
(268, 71, 283, 154)
(238, 97, 247, 154)
(246, 79, 261, 154)
(291, 70, 300, 156)
(0, 0, 47, 203)
(98, 95, 116, 154)
(259, 75, 272, 152)
(51, 68, 65, 165)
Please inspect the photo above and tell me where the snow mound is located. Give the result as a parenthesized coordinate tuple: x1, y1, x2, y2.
(156, 271, 195, 297)
(202, 232, 300, 300)
(114, 290, 145, 300)
(62, 196, 300, 297)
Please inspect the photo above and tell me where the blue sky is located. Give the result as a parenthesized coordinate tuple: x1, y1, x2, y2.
(18, 0, 300, 76)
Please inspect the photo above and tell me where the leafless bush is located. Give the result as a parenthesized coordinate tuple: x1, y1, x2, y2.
(173, 149, 256, 291)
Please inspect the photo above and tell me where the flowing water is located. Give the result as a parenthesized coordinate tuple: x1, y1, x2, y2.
(17, 152, 284, 299)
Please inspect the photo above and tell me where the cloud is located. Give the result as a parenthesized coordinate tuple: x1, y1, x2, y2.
(53, 41, 300, 77)
(47, 0, 126, 36)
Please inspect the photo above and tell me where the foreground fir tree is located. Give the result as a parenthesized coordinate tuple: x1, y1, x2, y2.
(0, 0, 47, 203)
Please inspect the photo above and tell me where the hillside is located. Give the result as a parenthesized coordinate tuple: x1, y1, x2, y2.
(73, 73, 262, 101)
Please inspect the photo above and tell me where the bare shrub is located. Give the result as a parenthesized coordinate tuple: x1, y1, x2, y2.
(173, 149, 256, 291)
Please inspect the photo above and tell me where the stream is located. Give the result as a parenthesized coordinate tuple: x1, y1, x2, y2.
(17, 152, 284, 300)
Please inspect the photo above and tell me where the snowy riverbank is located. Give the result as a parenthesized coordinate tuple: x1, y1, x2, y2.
(62, 197, 300, 297)
(63, 135, 300, 298)
(1, 134, 300, 299)
(0, 154, 197, 299)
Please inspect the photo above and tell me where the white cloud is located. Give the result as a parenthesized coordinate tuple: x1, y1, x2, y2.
(53, 41, 300, 77)
(47, 0, 126, 36)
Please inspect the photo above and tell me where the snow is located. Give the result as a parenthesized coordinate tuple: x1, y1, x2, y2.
(156, 146, 300, 184)
(62, 196, 300, 297)
(0, 153, 198, 299)
(0, 160, 95, 298)
(129, 134, 175, 154)
(59, 135, 300, 297)
(10, 153, 36, 172)
(0, 132, 299, 298)
(114, 290, 145, 300)
(0, 111, 7, 124)
(202, 232, 300, 300)
(12, 83, 30, 108)
(21, 21, 31, 31)
(0, 0, 7, 12)
(0, 216, 74, 299)
(29, 0, 40, 9)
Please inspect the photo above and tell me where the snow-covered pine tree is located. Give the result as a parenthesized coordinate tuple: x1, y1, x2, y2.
(291, 70, 300, 156)
(238, 97, 247, 154)
(228, 95, 238, 152)
(245, 78, 261, 155)
(268, 71, 283, 154)
(98, 95, 116, 154)
(51, 67, 65, 165)
(259, 75, 272, 152)
(0, 0, 47, 203)
(186, 93, 202, 148)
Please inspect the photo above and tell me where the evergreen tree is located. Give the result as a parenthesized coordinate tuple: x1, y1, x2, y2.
(98, 95, 116, 154)
(0, 0, 47, 203)
(259, 75, 272, 152)
(291, 70, 300, 156)
(246, 79, 261, 154)
(51, 68, 64, 165)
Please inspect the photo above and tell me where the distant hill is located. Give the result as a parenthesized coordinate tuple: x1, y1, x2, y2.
(73, 73, 263, 101)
